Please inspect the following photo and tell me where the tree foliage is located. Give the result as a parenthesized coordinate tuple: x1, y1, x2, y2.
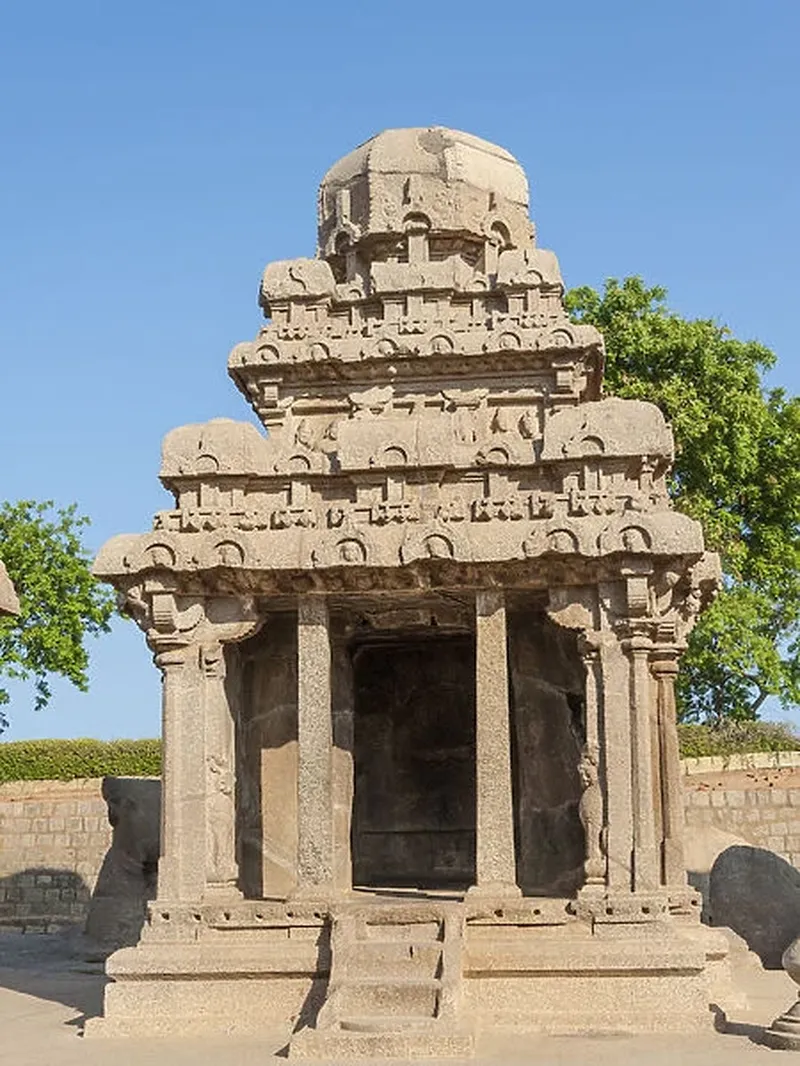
(0, 500, 116, 731)
(566, 278, 800, 723)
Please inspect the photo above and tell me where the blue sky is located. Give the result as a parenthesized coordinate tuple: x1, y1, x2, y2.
(1, 1, 798, 740)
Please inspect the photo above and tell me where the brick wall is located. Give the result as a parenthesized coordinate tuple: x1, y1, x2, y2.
(0, 778, 111, 932)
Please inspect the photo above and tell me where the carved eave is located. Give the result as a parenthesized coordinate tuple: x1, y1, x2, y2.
(92, 509, 706, 588)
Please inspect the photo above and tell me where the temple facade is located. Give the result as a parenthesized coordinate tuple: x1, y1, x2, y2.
(92, 128, 730, 1054)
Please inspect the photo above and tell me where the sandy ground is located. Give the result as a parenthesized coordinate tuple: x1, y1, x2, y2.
(0, 930, 798, 1065)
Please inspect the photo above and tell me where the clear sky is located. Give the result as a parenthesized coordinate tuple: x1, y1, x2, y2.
(1, 0, 798, 741)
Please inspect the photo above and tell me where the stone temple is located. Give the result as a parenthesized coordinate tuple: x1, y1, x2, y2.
(93, 127, 729, 1054)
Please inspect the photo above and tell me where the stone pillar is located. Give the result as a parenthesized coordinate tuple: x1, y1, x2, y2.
(202, 642, 240, 895)
(470, 589, 520, 896)
(597, 635, 634, 891)
(153, 640, 206, 902)
(296, 595, 334, 895)
(624, 630, 659, 892)
(331, 624, 355, 894)
(578, 634, 605, 890)
(651, 650, 687, 888)
(145, 590, 261, 904)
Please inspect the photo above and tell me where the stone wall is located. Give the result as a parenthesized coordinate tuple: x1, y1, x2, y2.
(2, 753, 800, 931)
(0, 778, 111, 932)
(683, 751, 800, 867)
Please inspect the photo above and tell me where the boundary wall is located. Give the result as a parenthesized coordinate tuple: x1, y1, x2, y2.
(2, 754, 800, 931)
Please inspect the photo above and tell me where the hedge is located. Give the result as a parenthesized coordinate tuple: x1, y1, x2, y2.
(0, 738, 161, 783)
(677, 721, 800, 759)
(1, 723, 799, 782)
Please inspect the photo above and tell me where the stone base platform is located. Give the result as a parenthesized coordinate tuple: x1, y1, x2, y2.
(86, 896, 731, 1045)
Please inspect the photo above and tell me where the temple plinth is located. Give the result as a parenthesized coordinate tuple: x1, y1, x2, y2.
(90, 127, 727, 1052)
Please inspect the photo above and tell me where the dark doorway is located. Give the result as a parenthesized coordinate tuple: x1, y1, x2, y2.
(351, 634, 476, 890)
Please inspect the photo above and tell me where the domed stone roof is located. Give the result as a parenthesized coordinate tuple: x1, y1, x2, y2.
(318, 127, 533, 262)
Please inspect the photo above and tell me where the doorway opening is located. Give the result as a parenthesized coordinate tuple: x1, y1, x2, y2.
(350, 633, 476, 890)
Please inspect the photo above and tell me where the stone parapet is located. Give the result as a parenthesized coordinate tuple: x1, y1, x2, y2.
(682, 751, 800, 775)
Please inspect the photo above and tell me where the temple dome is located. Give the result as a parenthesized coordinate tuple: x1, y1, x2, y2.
(317, 127, 533, 261)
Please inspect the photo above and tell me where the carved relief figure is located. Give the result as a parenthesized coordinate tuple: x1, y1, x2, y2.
(578, 744, 604, 885)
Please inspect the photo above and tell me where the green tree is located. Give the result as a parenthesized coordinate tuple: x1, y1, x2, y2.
(566, 277, 800, 723)
(0, 500, 116, 732)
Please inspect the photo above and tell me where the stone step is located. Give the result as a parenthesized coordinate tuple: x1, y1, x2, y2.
(288, 1024, 474, 1060)
(340, 1014, 436, 1033)
(358, 920, 442, 942)
(334, 976, 440, 1017)
(339, 939, 442, 978)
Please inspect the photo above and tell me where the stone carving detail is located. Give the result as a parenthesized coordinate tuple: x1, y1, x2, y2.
(91, 126, 724, 1045)
(578, 744, 605, 887)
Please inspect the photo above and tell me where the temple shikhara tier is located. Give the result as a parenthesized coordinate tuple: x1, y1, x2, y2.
(92, 127, 732, 1055)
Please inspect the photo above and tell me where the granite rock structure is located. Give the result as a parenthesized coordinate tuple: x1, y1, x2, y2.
(0, 561, 20, 617)
(92, 128, 728, 1052)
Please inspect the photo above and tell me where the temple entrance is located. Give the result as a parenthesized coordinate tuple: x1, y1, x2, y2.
(350, 633, 476, 890)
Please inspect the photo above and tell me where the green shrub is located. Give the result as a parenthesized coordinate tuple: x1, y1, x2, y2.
(2, 725, 798, 781)
(0, 738, 162, 782)
(678, 720, 800, 759)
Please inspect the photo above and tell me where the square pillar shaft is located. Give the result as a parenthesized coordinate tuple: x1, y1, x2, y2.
(472, 589, 520, 895)
(155, 643, 206, 902)
(296, 595, 334, 893)
(628, 636, 659, 891)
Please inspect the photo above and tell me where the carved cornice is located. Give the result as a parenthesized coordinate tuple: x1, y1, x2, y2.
(95, 512, 708, 585)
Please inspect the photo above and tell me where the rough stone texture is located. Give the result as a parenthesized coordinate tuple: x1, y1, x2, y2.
(0, 779, 111, 932)
(509, 608, 585, 895)
(83, 778, 160, 950)
(6, 761, 800, 937)
(683, 763, 800, 869)
(763, 934, 800, 1049)
(87, 127, 723, 1046)
(708, 845, 800, 969)
(3, 926, 800, 1065)
(0, 560, 20, 615)
(472, 590, 517, 895)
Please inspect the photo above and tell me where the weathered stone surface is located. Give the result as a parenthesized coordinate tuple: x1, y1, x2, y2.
(90, 127, 723, 1045)
(709, 845, 800, 968)
(0, 560, 19, 615)
(83, 777, 160, 950)
(685, 826, 748, 911)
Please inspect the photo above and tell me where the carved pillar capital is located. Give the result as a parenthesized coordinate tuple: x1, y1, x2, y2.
(649, 646, 681, 679)
(126, 586, 262, 661)
(615, 619, 654, 655)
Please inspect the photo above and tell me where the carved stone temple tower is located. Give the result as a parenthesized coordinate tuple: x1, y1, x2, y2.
(92, 128, 731, 1052)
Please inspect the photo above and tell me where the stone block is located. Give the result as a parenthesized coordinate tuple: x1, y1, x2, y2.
(710, 791, 727, 808)
(726, 790, 746, 808)
(709, 845, 800, 968)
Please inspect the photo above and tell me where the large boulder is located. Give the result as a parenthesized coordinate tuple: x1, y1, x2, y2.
(83, 777, 161, 952)
(685, 826, 749, 915)
(708, 845, 800, 968)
